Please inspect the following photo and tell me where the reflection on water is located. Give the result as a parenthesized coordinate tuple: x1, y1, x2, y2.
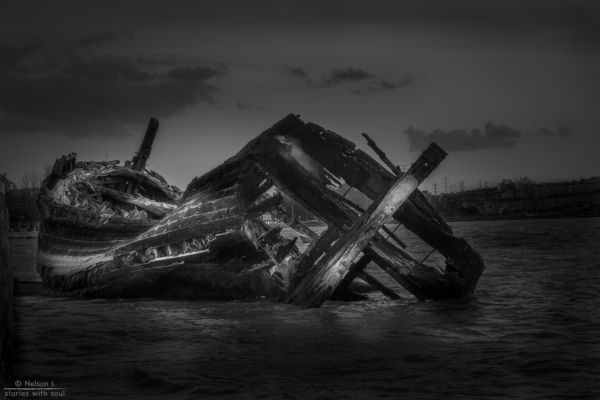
(11, 218, 600, 399)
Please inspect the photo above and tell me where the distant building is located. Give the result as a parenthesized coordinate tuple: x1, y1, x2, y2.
(430, 176, 600, 219)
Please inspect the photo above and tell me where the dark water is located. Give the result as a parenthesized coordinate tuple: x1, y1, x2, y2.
(10, 218, 600, 399)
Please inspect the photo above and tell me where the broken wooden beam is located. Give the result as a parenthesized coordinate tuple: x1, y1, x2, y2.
(269, 207, 319, 240)
(332, 254, 372, 298)
(365, 234, 472, 300)
(361, 132, 451, 234)
(91, 184, 174, 218)
(125, 117, 159, 195)
(286, 143, 446, 307)
(244, 193, 283, 218)
(132, 117, 159, 172)
(356, 270, 400, 299)
(362, 132, 401, 175)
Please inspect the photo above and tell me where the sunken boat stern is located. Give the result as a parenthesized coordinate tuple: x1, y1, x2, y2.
(231, 114, 485, 307)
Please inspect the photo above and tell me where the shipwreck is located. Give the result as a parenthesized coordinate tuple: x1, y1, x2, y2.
(37, 115, 484, 308)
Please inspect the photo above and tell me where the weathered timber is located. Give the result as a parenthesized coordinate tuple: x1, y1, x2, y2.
(253, 115, 483, 299)
(331, 254, 371, 299)
(365, 235, 468, 300)
(286, 143, 446, 307)
(37, 113, 485, 305)
(268, 207, 318, 240)
(361, 133, 459, 255)
(125, 117, 159, 194)
(362, 132, 401, 175)
(91, 184, 174, 218)
(336, 189, 407, 248)
(115, 215, 242, 255)
(356, 270, 400, 299)
(381, 225, 407, 248)
(132, 118, 159, 172)
(0, 187, 12, 385)
(244, 194, 283, 218)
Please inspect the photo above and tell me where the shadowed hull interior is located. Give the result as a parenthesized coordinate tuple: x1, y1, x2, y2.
(37, 167, 285, 299)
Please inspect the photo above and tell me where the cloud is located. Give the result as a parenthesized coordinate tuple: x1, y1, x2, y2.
(0, 41, 41, 74)
(65, 55, 152, 82)
(235, 102, 265, 111)
(350, 77, 414, 95)
(405, 122, 522, 152)
(539, 126, 572, 136)
(0, 47, 228, 136)
(164, 64, 228, 82)
(282, 66, 308, 79)
(323, 67, 372, 86)
(76, 31, 134, 48)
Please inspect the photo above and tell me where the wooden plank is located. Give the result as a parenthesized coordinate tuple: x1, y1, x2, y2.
(331, 254, 371, 298)
(92, 185, 174, 218)
(238, 165, 272, 207)
(126, 118, 160, 194)
(115, 215, 242, 255)
(286, 143, 446, 307)
(244, 194, 283, 218)
(268, 207, 319, 240)
(356, 270, 400, 299)
(362, 132, 401, 175)
(365, 235, 467, 300)
(250, 115, 483, 300)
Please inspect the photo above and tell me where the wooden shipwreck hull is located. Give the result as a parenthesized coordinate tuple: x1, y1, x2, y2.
(37, 114, 484, 308)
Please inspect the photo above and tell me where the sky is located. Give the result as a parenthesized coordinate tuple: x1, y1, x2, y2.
(1, 0, 599, 193)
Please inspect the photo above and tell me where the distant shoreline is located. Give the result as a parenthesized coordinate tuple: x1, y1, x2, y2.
(443, 212, 600, 223)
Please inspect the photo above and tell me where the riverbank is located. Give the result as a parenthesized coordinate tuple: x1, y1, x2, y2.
(0, 189, 12, 385)
(443, 210, 600, 223)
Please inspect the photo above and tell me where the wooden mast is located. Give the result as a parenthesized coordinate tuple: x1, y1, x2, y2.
(126, 117, 159, 195)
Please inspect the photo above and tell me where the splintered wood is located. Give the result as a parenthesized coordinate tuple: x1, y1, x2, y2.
(36, 114, 484, 307)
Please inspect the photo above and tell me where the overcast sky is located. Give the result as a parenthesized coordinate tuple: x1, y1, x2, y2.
(1, 0, 599, 192)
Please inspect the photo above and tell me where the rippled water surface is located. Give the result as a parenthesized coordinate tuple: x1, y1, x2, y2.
(11, 218, 600, 399)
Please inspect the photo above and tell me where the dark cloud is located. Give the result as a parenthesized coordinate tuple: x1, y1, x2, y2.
(368, 78, 412, 92)
(349, 77, 413, 95)
(164, 64, 228, 82)
(324, 67, 372, 86)
(369, 80, 397, 91)
(540, 126, 572, 136)
(0, 41, 41, 74)
(2, 1, 599, 46)
(235, 102, 265, 111)
(76, 31, 134, 48)
(0, 47, 227, 136)
(282, 66, 308, 79)
(405, 122, 522, 152)
(65, 56, 152, 82)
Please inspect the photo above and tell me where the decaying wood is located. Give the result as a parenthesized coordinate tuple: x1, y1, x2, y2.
(285, 143, 446, 307)
(356, 270, 400, 299)
(244, 194, 283, 218)
(90, 184, 175, 218)
(268, 207, 318, 240)
(36, 114, 484, 307)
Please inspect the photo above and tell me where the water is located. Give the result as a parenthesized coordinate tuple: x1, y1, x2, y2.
(10, 218, 600, 399)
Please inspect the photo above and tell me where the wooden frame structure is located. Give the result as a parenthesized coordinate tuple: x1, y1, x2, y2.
(37, 114, 485, 308)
